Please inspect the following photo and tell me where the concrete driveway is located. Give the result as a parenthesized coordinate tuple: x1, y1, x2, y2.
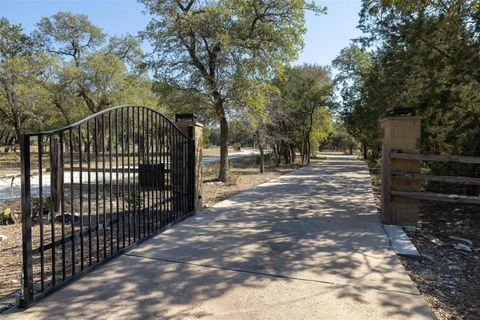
(4, 155, 434, 319)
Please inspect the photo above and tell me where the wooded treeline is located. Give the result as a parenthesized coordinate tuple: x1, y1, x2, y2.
(0, 13, 159, 143)
(333, 0, 480, 161)
(1, 2, 340, 182)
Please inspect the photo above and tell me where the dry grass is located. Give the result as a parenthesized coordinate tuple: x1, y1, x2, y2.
(202, 155, 323, 208)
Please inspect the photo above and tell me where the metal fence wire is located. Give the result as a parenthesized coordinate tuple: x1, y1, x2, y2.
(19, 105, 195, 307)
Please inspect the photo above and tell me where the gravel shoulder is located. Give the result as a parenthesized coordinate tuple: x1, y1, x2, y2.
(369, 164, 480, 320)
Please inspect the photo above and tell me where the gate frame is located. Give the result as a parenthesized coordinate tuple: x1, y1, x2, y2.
(19, 105, 202, 308)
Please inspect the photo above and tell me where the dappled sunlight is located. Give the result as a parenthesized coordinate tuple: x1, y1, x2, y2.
(4, 155, 432, 320)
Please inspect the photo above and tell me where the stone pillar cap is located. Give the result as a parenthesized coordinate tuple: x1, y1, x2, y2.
(175, 113, 197, 122)
(379, 116, 423, 124)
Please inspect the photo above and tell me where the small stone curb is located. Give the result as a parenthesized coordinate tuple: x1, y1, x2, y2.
(382, 224, 421, 256)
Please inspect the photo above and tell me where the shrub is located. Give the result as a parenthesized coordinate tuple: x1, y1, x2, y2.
(0, 208, 14, 225)
(203, 130, 212, 149)
(125, 192, 143, 211)
(31, 196, 53, 219)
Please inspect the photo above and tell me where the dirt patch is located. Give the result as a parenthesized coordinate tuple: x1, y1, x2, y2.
(202, 157, 308, 208)
(202, 147, 236, 157)
(0, 224, 22, 303)
(368, 164, 480, 320)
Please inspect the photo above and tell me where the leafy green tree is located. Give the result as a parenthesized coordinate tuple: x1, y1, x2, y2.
(270, 65, 333, 164)
(332, 44, 381, 160)
(322, 122, 358, 154)
(355, 0, 480, 156)
(152, 81, 213, 124)
(140, 0, 325, 182)
(0, 18, 53, 142)
(37, 11, 157, 117)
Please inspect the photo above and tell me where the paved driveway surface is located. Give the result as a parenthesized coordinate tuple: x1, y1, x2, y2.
(4, 155, 434, 319)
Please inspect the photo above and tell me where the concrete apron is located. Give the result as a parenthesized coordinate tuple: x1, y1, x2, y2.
(4, 155, 434, 320)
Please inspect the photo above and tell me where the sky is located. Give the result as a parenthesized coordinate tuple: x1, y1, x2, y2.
(0, 0, 362, 67)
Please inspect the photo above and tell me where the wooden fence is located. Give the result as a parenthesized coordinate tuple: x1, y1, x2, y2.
(382, 150, 480, 215)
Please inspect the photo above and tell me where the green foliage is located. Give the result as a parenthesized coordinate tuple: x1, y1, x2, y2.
(333, 44, 381, 159)
(228, 119, 255, 147)
(268, 65, 334, 163)
(153, 81, 213, 124)
(0, 18, 54, 140)
(0, 208, 14, 225)
(322, 122, 358, 153)
(140, 0, 324, 181)
(125, 192, 143, 211)
(335, 1, 480, 159)
(0, 13, 162, 143)
(0, 4, 337, 178)
(37, 11, 157, 116)
(202, 129, 212, 148)
(31, 196, 53, 219)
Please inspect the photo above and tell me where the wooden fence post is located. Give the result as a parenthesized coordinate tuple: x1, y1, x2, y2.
(381, 144, 391, 224)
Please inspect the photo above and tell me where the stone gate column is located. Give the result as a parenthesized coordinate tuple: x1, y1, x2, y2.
(175, 113, 203, 211)
(380, 110, 422, 226)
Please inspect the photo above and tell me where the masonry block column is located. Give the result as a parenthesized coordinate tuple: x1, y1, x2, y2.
(175, 113, 203, 211)
(380, 115, 423, 226)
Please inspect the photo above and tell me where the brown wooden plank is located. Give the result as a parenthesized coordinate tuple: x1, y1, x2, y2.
(391, 191, 480, 205)
(390, 152, 480, 164)
(391, 172, 480, 185)
(381, 145, 392, 224)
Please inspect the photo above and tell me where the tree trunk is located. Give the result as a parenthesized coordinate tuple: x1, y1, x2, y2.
(14, 127, 22, 148)
(282, 142, 290, 164)
(302, 138, 308, 164)
(290, 145, 296, 163)
(218, 115, 229, 182)
(259, 145, 265, 174)
(300, 145, 304, 163)
(362, 143, 368, 159)
(54, 100, 72, 124)
(308, 141, 312, 163)
(273, 143, 281, 166)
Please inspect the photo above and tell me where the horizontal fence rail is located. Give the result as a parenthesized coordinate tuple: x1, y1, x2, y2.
(386, 151, 480, 205)
(390, 152, 480, 165)
(20, 105, 195, 307)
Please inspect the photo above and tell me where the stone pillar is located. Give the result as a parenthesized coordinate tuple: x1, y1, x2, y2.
(380, 115, 422, 226)
(175, 113, 203, 211)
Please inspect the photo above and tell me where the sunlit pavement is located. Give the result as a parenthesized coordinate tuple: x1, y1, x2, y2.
(4, 155, 434, 320)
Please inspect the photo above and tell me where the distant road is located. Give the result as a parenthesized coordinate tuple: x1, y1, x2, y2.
(0, 150, 261, 201)
(202, 149, 260, 164)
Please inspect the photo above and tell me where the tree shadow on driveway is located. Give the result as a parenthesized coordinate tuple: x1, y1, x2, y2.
(4, 156, 434, 319)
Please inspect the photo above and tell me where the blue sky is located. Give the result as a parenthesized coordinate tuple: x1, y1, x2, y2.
(0, 0, 362, 66)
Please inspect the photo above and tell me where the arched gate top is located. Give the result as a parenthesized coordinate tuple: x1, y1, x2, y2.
(23, 105, 191, 139)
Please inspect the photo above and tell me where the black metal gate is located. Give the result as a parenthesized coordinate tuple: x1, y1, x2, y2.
(19, 105, 195, 307)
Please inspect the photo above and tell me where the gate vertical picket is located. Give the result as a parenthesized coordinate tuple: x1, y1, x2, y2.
(19, 105, 199, 308)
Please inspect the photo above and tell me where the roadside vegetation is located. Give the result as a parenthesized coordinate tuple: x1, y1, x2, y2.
(1, 1, 480, 318)
(333, 1, 480, 161)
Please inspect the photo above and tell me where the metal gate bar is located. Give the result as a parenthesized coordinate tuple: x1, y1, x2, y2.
(19, 105, 195, 307)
